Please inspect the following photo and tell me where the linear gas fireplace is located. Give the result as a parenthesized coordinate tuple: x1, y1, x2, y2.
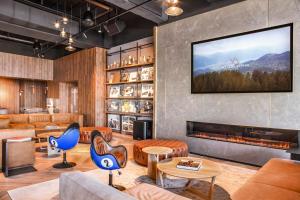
(187, 121, 299, 150)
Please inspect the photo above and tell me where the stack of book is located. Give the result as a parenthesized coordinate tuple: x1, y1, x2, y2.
(176, 159, 202, 171)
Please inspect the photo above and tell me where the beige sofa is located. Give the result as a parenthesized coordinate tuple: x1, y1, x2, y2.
(232, 158, 300, 200)
(0, 129, 35, 169)
(59, 172, 190, 200)
(0, 113, 83, 129)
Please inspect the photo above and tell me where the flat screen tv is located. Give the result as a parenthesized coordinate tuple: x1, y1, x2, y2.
(191, 24, 293, 93)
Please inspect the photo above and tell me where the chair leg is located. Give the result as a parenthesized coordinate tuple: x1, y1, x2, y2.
(53, 151, 76, 169)
(108, 170, 126, 191)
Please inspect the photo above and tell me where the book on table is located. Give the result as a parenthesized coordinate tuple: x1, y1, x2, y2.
(176, 159, 202, 171)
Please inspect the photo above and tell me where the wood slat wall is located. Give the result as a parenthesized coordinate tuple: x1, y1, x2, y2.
(19, 80, 47, 111)
(47, 81, 60, 98)
(53, 48, 106, 126)
(0, 78, 19, 114)
(0, 52, 53, 80)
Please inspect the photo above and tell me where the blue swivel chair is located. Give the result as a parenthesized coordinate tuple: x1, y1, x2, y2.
(90, 130, 127, 190)
(49, 123, 80, 169)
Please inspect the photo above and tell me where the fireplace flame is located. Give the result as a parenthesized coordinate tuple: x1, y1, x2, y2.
(191, 132, 291, 150)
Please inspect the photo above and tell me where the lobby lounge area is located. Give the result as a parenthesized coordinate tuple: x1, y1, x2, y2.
(0, 0, 300, 200)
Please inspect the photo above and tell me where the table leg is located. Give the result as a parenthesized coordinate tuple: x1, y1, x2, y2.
(208, 176, 216, 200)
(158, 170, 165, 188)
(185, 177, 216, 200)
(147, 154, 158, 180)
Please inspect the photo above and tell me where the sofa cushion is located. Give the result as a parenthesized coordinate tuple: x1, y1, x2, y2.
(232, 181, 300, 200)
(125, 183, 191, 200)
(54, 123, 70, 129)
(29, 114, 51, 123)
(249, 159, 300, 193)
(32, 122, 56, 129)
(51, 114, 71, 124)
(9, 123, 35, 129)
(0, 118, 10, 129)
(9, 114, 29, 124)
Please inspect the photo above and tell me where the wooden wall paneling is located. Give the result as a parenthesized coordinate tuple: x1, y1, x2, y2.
(47, 81, 60, 98)
(0, 52, 53, 80)
(0, 78, 19, 114)
(53, 48, 106, 126)
(19, 80, 47, 111)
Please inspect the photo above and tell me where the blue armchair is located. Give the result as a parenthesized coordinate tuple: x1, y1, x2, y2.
(49, 123, 80, 168)
(90, 130, 127, 190)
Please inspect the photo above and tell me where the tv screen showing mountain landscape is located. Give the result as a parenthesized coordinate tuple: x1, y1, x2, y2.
(192, 24, 292, 93)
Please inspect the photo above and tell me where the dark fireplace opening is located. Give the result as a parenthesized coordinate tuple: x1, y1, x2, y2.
(187, 121, 298, 150)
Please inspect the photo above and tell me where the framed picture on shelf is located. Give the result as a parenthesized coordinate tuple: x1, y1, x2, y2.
(139, 100, 153, 114)
(140, 83, 154, 98)
(140, 66, 154, 81)
(107, 114, 120, 131)
(121, 115, 136, 133)
(122, 84, 137, 97)
(128, 71, 138, 82)
(107, 71, 120, 83)
(106, 100, 121, 112)
(120, 70, 129, 82)
(121, 100, 138, 113)
(109, 85, 121, 98)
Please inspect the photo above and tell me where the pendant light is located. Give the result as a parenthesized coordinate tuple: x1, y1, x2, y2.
(62, 16, 69, 24)
(65, 43, 76, 51)
(54, 20, 60, 29)
(53, 0, 60, 29)
(62, 0, 68, 24)
(82, 3, 94, 27)
(65, 5, 76, 52)
(165, 0, 183, 16)
(60, 27, 67, 38)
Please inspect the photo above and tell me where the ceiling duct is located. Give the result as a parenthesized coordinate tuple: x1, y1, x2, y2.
(104, 20, 126, 36)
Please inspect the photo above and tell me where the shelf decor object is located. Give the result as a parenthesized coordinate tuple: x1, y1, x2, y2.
(105, 40, 155, 135)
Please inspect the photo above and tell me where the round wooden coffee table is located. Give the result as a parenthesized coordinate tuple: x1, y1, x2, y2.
(157, 157, 222, 200)
(142, 146, 173, 180)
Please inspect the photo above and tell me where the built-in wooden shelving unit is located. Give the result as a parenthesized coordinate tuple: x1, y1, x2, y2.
(105, 39, 154, 135)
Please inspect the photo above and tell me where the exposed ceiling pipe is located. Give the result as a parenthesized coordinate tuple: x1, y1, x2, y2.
(41, 0, 153, 54)
(0, 34, 33, 44)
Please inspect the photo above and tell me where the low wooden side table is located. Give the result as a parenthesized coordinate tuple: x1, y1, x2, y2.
(142, 146, 173, 180)
(157, 157, 222, 200)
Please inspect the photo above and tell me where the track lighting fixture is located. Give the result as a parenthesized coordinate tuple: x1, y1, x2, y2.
(98, 26, 102, 33)
(165, 0, 183, 16)
(82, 32, 88, 39)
